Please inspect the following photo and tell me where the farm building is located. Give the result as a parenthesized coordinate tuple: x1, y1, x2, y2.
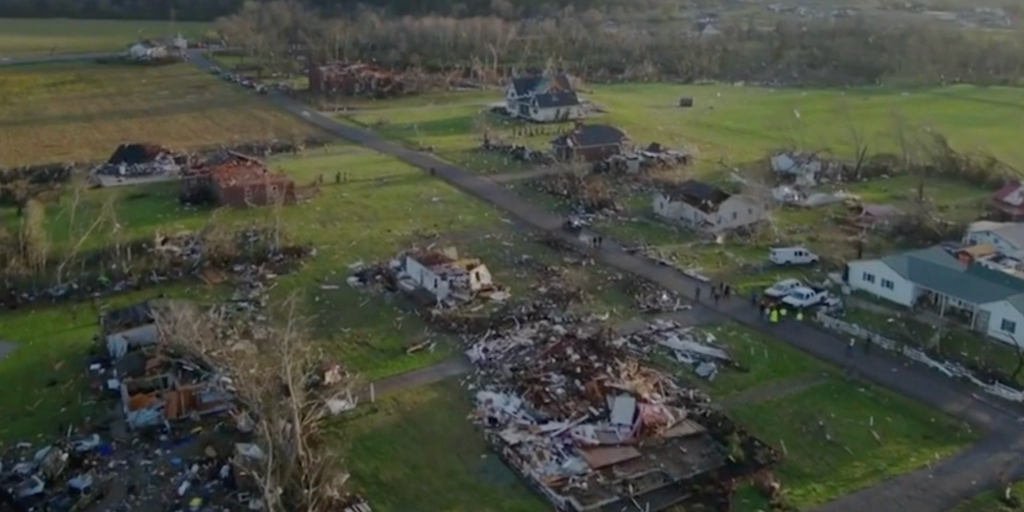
(653, 180, 767, 233)
(845, 245, 1024, 346)
(991, 181, 1024, 220)
(551, 124, 629, 163)
(307, 62, 405, 97)
(182, 153, 295, 208)
(505, 72, 585, 123)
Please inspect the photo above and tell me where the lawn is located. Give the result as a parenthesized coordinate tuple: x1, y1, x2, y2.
(655, 320, 978, 509)
(340, 83, 1024, 178)
(730, 380, 978, 510)
(951, 481, 1024, 512)
(336, 378, 546, 512)
(0, 18, 211, 57)
(841, 305, 1024, 386)
(0, 61, 322, 167)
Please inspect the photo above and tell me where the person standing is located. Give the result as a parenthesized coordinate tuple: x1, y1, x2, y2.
(695, 286, 702, 302)
(769, 308, 779, 323)
(846, 339, 855, 357)
(864, 335, 873, 355)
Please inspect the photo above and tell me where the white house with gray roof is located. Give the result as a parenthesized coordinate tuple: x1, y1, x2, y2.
(964, 221, 1024, 257)
(846, 245, 1024, 346)
(505, 72, 585, 123)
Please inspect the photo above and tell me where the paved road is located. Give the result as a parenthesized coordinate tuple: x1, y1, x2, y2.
(184, 50, 1024, 511)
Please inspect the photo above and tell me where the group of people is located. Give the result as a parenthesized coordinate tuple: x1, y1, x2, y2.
(755, 297, 804, 323)
(694, 282, 733, 305)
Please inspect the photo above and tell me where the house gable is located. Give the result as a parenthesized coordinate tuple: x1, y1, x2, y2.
(847, 259, 920, 307)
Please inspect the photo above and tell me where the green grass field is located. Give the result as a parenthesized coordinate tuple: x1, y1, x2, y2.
(0, 18, 211, 57)
(341, 84, 1024, 176)
(0, 61, 320, 167)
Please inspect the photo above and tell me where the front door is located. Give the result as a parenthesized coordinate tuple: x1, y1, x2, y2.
(974, 308, 990, 333)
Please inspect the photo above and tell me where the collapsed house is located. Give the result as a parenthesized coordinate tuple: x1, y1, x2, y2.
(394, 247, 504, 307)
(182, 152, 296, 208)
(100, 300, 236, 429)
(91, 143, 185, 187)
(465, 318, 777, 512)
(308, 62, 405, 97)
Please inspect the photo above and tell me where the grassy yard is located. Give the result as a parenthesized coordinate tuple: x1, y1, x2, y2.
(339, 83, 1024, 177)
(731, 380, 977, 510)
(0, 18, 211, 57)
(336, 379, 546, 512)
(951, 482, 1024, 512)
(0, 61, 321, 167)
(842, 305, 1024, 386)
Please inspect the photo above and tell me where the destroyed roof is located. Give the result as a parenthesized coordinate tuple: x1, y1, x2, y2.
(510, 72, 574, 96)
(879, 245, 1024, 305)
(199, 156, 291, 186)
(994, 180, 1024, 206)
(552, 125, 627, 148)
(660, 180, 731, 212)
(107, 143, 172, 165)
(858, 203, 902, 218)
(102, 301, 156, 332)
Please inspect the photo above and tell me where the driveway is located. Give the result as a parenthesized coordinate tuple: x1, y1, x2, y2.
(183, 51, 1024, 511)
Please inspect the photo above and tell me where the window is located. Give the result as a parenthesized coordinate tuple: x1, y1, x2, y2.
(748, 208, 753, 215)
(881, 279, 894, 290)
(1001, 319, 1017, 334)
(862, 272, 875, 284)
(433, 278, 439, 289)
(732, 211, 738, 220)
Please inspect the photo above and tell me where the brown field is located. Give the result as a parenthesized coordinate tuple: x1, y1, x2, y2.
(0, 61, 325, 167)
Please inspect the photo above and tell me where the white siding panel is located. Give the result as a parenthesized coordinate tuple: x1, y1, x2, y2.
(846, 260, 918, 307)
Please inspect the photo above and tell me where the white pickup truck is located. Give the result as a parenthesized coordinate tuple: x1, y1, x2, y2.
(781, 286, 831, 309)
(764, 278, 803, 299)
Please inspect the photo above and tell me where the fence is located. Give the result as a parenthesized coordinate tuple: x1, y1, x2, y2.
(816, 311, 1024, 404)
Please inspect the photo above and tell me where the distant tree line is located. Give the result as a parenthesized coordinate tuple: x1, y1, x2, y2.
(217, 1, 1024, 87)
(0, 0, 626, 21)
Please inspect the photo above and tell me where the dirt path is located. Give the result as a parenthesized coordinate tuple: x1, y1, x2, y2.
(719, 373, 830, 408)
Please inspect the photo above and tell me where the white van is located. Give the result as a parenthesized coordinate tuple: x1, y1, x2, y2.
(769, 247, 819, 266)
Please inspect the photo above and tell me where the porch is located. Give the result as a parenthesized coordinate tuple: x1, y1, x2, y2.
(913, 287, 988, 334)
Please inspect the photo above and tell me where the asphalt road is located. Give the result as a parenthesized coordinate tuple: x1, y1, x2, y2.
(183, 50, 1024, 512)
(6, 50, 1014, 511)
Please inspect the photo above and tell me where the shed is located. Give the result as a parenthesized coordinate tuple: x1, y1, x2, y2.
(678, 97, 694, 107)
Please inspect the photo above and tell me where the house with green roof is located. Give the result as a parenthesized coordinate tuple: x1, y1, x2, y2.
(846, 245, 1024, 346)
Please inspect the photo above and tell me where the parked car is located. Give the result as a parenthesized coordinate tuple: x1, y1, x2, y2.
(209, 66, 221, 74)
(781, 285, 830, 309)
(769, 246, 819, 266)
(764, 278, 803, 299)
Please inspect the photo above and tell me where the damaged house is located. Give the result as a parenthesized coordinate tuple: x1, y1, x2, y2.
(552, 124, 630, 163)
(505, 72, 585, 123)
(393, 248, 497, 306)
(770, 151, 828, 186)
(101, 300, 236, 429)
(653, 180, 767, 233)
(465, 319, 776, 512)
(991, 180, 1024, 220)
(182, 152, 295, 208)
(308, 62, 405, 97)
(91, 143, 185, 188)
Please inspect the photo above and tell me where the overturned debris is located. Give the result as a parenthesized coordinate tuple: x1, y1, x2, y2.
(464, 316, 778, 511)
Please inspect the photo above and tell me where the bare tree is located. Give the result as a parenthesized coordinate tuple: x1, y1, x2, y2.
(837, 100, 868, 179)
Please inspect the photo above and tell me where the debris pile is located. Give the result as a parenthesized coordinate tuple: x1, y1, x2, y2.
(622, 279, 687, 313)
(464, 316, 778, 511)
(615, 320, 735, 381)
(479, 140, 554, 164)
(529, 172, 620, 214)
(308, 62, 406, 97)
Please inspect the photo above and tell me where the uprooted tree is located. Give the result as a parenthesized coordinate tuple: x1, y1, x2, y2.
(154, 296, 358, 512)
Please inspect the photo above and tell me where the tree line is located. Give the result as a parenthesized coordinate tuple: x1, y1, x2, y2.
(0, 0, 621, 21)
(217, 1, 1024, 87)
